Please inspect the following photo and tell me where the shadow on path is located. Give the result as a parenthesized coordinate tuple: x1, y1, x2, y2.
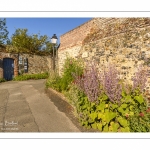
(45, 88, 98, 132)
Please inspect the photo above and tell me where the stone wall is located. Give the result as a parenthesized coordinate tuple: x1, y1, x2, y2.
(58, 18, 150, 91)
(19, 54, 52, 74)
(0, 49, 52, 79)
(58, 45, 81, 74)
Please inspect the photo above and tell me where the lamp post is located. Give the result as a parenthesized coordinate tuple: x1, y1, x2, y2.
(51, 34, 58, 71)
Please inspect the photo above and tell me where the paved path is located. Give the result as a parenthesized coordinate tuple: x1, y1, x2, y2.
(0, 79, 80, 132)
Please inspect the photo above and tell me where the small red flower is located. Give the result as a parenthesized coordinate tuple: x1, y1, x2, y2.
(139, 112, 144, 117)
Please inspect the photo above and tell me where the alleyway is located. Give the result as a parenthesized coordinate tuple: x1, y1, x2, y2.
(0, 79, 80, 132)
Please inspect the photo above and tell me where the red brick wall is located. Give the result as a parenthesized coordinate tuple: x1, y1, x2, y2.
(59, 18, 97, 51)
(59, 18, 124, 51)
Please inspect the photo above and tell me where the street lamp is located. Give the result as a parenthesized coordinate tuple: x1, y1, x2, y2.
(51, 34, 58, 71)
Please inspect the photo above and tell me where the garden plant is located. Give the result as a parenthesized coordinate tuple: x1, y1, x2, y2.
(46, 57, 150, 132)
(0, 78, 6, 83)
(13, 72, 49, 81)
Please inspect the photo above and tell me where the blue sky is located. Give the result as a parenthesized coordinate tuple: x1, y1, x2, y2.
(6, 18, 92, 43)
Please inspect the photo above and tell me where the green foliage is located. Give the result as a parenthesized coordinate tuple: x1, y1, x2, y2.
(121, 90, 150, 132)
(13, 72, 48, 81)
(6, 28, 54, 55)
(117, 117, 128, 127)
(128, 112, 150, 132)
(46, 72, 62, 92)
(63, 84, 81, 109)
(59, 57, 84, 91)
(77, 95, 118, 131)
(109, 122, 120, 132)
(0, 78, 6, 83)
(45, 57, 150, 132)
(134, 95, 144, 104)
(0, 18, 9, 45)
(72, 86, 149, 132)
(46, 57, 84, 92)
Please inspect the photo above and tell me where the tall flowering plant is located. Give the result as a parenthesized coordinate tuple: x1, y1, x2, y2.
(132, 65, 148, 93)
(74, 62, 101, 102)
(102, 64, 122, 103)
(83, 63, 101, 102)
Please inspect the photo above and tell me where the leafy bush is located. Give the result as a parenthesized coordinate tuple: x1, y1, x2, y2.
(0, 78, 6, 83)
(74, 87, 150, 132)
(6, 28, 54, 55)
(71, 63, 149, 132)
(128, 111, 150, 132)
(0, 18, 9, 45)
(46, 56, 149, 132)
(46, 57, 84, 92)
(61, 57, 83, 91)
(63, 84, 80, 107)
(46, 71, 62, 92)
(60, 57, 84, 91)
(13, 72, 48, 81)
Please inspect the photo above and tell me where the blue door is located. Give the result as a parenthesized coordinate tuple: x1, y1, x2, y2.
(3, 58, 14, 80)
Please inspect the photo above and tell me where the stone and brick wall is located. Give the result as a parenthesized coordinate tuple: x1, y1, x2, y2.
(58, 18, 98, 74)
(0, 49, 52, 79)
(58, 18, 150, 92)
(58, 18, 128, 74)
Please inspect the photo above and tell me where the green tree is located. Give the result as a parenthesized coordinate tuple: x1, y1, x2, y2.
(6, 28, 53, 55)
(0, 18, 9, 45)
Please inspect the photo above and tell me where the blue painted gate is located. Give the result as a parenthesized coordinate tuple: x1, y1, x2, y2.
(3, 58, 14, 80)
